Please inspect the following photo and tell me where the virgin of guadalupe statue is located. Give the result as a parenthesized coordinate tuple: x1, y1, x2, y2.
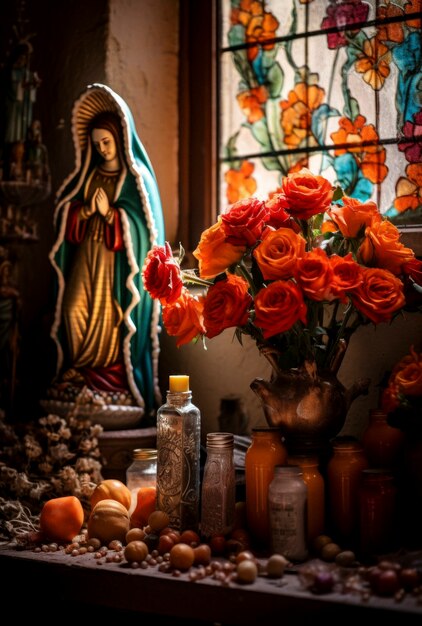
(48, 83, 165, 423)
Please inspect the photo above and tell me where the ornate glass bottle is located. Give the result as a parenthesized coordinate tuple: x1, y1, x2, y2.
(156, 375, 201, 531)
(245, 428, 287, 546)
(268, 465, 308, 561)
(200, 432, 235, 537)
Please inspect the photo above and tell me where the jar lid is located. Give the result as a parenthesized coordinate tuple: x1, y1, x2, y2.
(132, 448, 157, 461)
(206, 432, 234, 449)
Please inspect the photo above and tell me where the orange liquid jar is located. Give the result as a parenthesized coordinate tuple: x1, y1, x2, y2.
(359, 469, 398, 560)
(361, 409, 405, 470)
(245, 428, 287, 546)
(289, 455, 325, 545)
(327, 438, 368, 547)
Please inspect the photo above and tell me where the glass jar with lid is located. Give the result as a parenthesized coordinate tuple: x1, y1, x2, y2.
(200, 432, 236, 537)
(126, 448, 157, 514)
(268, 465, 308, 562)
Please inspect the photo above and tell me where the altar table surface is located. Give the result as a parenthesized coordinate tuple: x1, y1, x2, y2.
(0, 545, 421, 625)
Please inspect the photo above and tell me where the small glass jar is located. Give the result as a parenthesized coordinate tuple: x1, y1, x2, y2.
(200, 432, 236, 537)
(327, 437, 369, 546)
(289, 455, 325, 545)
(268, 465, 308, 562)
(245, 428, 287, 547)
(359, 469, 398, 559)
(126, 448, 157, 514)
(361, 408, 405, 469)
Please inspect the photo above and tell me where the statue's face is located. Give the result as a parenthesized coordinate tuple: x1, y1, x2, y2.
(92, 128, 117, 162)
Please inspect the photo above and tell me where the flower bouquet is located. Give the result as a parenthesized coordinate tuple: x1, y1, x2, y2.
(142, 168, 421, 442)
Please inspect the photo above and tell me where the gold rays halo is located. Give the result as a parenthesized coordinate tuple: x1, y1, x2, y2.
(73, 85, 121, 153)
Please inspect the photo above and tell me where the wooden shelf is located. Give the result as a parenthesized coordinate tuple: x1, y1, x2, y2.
(0, 545, 421, 625)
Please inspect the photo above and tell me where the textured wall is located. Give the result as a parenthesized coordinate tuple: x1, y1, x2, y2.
(106, 0, 180, 242)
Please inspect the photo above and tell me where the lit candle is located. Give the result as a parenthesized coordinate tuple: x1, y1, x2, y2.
(169, 375, 190, 392)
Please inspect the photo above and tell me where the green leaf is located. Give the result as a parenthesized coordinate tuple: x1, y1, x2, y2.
(267, 62, 284, 98)
(249, 118, 272, 148)
(332, 185, 344, 202)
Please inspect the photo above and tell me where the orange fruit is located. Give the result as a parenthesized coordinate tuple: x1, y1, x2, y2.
(39, 495, 84, 543)
(90, 479, 132, 511)
(130, 486, 157, 528)
(87, 498, 130, 544)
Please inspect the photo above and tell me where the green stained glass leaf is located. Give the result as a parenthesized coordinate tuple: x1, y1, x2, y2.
(266, 99, 284, 152)
(262, 155, 283, 171)
(248, 118, 272, 150)
(266, 62, 283, 98)
(228, 24, 245, 47)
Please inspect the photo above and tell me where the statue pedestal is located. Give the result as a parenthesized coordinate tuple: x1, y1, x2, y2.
(98, 427, 157, 483)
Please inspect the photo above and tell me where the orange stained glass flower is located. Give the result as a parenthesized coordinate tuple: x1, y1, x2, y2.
(377, 1, 404, 43)
(361, 149, 388, 184)
(331, 115, 380, 156)
(355, 37, 391, 90)
(394, 163, 422, 213)
(225, 160, 257, 204)
(237, 86, 268, 124)
(237, 0, 279, 61)
(405, 0, 421, 28)
(280, 82, 325, 147)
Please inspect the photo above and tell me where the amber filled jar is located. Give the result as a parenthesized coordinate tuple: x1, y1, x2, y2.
(327, 438, 368, 546)
(245, 428, 287, 546)
(289, 455, 325, 544)
(361, 409, 405, 469)
(359, 469, 398, 559)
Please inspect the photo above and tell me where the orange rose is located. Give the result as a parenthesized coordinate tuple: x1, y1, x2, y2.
(324, 197, 380, 238)
(329, 253, 363, 302)
(388, 347, 422, 396)
(394, 362, 422, 396)
(350, 267, 405, 323)
(281, 168, 333, 220)
(162, 289, 205, 347)
(221, 197, 269, 246)
(142, 242, 183, 305)
(193, 218, 246, 280)
(253, 227, 306, 280)
(294, 248, 334, 301)
(359, 219, 415, 275)
(254, 281, 307, 338)
(203, 274, 252, 339)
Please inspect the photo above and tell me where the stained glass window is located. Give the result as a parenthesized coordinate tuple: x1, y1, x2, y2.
(219, 0, 422, 230)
